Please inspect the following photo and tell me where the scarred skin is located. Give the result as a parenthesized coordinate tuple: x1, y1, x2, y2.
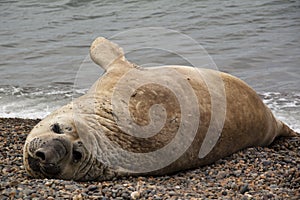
(23, 37, 298, 181)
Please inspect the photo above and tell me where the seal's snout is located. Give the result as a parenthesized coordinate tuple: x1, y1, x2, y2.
(27, 138, 70, 176)
(35, 139, 67, 164)
(34, 142, 66, 164)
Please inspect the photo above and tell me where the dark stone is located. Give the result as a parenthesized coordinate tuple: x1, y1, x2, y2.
(88, 185, 98, 191)
(262, 160, 271, 166)
(240, 184, 249, 194)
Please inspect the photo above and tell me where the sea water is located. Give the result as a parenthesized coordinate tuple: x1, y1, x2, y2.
(0, 0, 299, 132)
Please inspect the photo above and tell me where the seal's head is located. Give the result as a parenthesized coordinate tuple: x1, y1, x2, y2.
(23, 109, 106, 181)
(23, 37, 127, 181)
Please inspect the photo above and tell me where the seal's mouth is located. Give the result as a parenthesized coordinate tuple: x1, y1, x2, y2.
(26, 138, 69, 177)
(28, 156, 61, 176)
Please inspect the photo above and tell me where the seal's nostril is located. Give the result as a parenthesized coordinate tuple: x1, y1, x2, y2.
(35, 150, 46, 161)
(73, 150, 82, 162)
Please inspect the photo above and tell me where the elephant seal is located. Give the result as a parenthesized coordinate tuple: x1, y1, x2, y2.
(23, 37, 298, 181)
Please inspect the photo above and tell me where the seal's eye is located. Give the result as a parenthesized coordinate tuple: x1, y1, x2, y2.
(73, 150, 82, 163)
(51, 123, 62, 134)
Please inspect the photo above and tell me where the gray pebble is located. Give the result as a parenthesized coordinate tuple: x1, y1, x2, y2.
(88, 185, 98, 191)
(240, 184, 249, 194)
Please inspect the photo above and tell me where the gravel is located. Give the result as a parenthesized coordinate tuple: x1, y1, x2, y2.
(1, 118, 299, 199)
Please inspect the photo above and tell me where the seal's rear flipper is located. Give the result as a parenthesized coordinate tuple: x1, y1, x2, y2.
(278, 120, 298, 137)
(90, 37, 126, 70)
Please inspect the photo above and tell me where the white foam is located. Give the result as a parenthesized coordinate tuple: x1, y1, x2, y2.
(0, 101, 60, 119)
(0, 85, 85, 119)
(261, 92, 300, 133)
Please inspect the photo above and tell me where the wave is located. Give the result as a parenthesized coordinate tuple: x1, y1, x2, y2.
(0, 85, 86, 119)
(1, 85, 299, 133)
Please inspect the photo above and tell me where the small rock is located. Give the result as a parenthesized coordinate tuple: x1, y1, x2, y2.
(262, 160, 271, 166)
(88, 185, 98, 191)
(234, 170, 242, 177)
(121, 192, 129, 198)
(240, 184, 249, 194)
(131, 191, 140, 199)
(72, 194, 83, 200)
(45, 181, 52, 186)
(175, 185, 181, 189)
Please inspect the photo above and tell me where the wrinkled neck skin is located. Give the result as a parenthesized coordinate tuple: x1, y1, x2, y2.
(72, 59, 136, 180)
(55, 59, 135, 181)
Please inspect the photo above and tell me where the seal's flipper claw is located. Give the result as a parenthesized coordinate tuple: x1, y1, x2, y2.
(90, 37, 125, 70)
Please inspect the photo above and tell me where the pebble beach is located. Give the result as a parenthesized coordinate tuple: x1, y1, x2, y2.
(0, 118, 299, 199)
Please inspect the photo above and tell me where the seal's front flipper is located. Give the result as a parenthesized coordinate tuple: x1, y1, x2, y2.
(90, 37, 126, 70)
